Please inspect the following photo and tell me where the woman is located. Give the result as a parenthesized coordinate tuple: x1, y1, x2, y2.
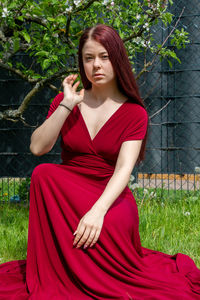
(0, 24, 199, 299)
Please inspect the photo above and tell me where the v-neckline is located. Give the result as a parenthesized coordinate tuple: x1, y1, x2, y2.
(77, 100, 128, 142)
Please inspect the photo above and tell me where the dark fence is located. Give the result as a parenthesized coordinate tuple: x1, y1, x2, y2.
(136, 0, 200, 191)
(1, 0, 200, 204)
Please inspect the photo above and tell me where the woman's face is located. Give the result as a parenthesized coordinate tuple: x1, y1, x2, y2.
(82, 39, 116, 87)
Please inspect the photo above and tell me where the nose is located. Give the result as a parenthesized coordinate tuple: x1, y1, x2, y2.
(93, 57, 101, 69)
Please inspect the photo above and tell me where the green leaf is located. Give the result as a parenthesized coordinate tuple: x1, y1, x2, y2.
(22, 32, 31, 43)
(42, 59, 51, 70)
(17, 16, 24, 21)
(47, 17, 55, 22)
(35, 51, 49, 57)
(167, 60, 173, 68)
(13, 38, 20, 52)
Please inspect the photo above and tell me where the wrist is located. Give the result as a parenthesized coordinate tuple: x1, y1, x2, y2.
(60, 100, 75, 111)
(92, 201, 108, 216)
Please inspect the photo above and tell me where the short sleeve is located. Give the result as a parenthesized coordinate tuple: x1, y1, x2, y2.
(46, 92, 64, 119)
(122, 105, 148, 142)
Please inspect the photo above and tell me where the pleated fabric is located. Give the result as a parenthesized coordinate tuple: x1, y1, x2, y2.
(0, 93, 199, 299)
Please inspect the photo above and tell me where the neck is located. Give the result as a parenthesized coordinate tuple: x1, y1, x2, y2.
(89, 82, 125, 105)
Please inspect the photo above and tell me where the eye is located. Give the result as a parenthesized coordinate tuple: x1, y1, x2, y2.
(102, 55, 109, 59)
(85, 57, 93, 61)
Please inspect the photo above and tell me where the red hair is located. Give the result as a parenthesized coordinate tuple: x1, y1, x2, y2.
(78, 24, 148, 164)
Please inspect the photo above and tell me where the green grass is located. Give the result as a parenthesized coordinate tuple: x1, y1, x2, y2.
(0, 188, 199, 269)
(134, 188, 200, 268)
(0, 204, 29, 263)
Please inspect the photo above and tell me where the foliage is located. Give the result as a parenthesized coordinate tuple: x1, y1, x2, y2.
(0, 0, 189, 122)
(16, 178, 31, 202)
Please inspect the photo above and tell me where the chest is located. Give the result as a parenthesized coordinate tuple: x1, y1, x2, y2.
(60, 104, 128, 162)
(77, 103, 124, 141)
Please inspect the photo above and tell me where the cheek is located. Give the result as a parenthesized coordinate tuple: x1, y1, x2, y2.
(83, 64, 92, 78)
(106, 63, 115, 76)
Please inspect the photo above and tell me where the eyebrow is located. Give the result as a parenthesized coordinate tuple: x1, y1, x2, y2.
(84, 51, 108, 55)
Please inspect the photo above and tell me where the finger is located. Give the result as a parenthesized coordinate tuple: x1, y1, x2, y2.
(67, 74, 75, 85)
(76, 227, 91, 248)
(73, 225, 85, 246)
(79, 89, 85, 97)
(90, 229, 101, 248)
(71, 74, 78, 84)
(72, 80, 80, 92)
(83, 229, 97, 249)
(62, 75, 72, 86)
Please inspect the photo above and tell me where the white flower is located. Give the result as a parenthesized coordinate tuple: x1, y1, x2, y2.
(65, 6, 72, 12)
(184, 211, 191, 216)
(131, 183, 140, 190)
(149, 191, 155, 197)
(136, 14, 141, 20)
(143, 22, 149, 29)
(2, 7, 9, 18)
(111, 1, 114, 6)
(129, 175, 135, 182)
(195, 166, 200, 173)
(103, 0, 110, 5)
(143, 188, 148, 195)
(73, 0, 81, 5)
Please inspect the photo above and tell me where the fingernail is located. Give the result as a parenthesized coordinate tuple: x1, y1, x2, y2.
(83, 245, 88, 249)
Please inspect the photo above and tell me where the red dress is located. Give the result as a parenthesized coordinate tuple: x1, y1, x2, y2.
(0, 93, 199, 300)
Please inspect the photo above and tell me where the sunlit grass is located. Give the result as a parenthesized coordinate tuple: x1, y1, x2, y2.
(0, 187, 199, 269)
(134, 187, 200, 268)
(0, 204, 29, 263)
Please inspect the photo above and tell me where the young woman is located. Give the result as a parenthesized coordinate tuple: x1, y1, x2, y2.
(0, 24, 199, 300)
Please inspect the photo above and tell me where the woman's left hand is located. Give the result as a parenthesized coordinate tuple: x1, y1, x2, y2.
(73, 205, 106, 249)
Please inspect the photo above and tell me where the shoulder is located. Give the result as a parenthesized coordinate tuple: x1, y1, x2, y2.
(125, 102, 148, 121)
(51, 92, 64, 105)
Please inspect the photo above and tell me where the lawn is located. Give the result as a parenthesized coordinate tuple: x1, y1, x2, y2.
(0, 186, 199, 268)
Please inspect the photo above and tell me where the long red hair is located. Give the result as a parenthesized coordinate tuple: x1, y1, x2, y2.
(78, 24, 148, 164)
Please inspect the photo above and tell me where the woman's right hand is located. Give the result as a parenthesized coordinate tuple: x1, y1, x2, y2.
(62, 74, 84, 109)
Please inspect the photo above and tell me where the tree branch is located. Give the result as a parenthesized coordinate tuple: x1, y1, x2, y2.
(23, 15, 48, 28)
(123, 14, 158, 43)
(14, 0, 29, 18)
(65, 13, 72, 39)
(47, 83, 60, 93)
(135, 7, 185, 80)
(0, 67, 78, 122)
(0, 61, 35, 82)
(149, 99, 172, 121)
(148, 6, 185, 73)
(74, 0, 98, 13)
(135, 61, 153, 80)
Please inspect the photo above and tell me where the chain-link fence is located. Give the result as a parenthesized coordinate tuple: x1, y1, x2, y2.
(0, 0, 200, 204)
(136, 0, 200, 192)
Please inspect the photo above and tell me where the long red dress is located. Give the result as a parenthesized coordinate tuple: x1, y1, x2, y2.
(0, 93, 200, 299)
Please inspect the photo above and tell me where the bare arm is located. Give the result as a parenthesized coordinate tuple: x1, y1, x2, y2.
(30, 74, 84, 156)
(30, 106, 72, 156)
(92, 139, 143, 214)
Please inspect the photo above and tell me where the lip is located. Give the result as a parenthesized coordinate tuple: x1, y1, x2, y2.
(93, 73, 104, 77)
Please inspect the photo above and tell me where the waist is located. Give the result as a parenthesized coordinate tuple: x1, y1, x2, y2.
(61, 152, 115, 178)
